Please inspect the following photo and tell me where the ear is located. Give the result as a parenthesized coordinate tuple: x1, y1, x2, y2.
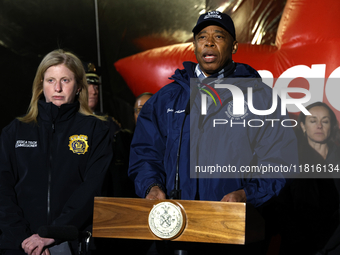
(193, 40, 197, 52)
(232, 41, 238, 54)
(300, 121, 306, 133)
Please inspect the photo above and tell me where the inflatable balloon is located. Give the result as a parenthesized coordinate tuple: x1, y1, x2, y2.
(114, 0, 340, 119)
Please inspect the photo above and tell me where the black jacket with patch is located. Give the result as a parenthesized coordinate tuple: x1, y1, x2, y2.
(0, 100, 112, 249)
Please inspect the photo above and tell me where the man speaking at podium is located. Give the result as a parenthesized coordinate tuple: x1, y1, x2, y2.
(128, 10, 298, 253)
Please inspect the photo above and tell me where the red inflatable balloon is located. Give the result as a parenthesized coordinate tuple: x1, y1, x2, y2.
(114, 0, 340, 118)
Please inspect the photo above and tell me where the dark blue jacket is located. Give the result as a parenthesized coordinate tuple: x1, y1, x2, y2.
(129, 61, 298, 207)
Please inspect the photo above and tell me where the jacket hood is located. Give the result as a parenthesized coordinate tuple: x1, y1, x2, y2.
(168, 61, 196, 89)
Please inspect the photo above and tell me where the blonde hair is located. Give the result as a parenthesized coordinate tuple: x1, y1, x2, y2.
(18, 49, 106, 123)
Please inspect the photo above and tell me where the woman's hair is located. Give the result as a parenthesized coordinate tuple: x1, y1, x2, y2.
(296, 101, 340, 145)
(18, 49, 105, 123)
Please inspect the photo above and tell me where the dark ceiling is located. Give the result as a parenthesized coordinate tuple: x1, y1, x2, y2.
(0, 0, 285, 131)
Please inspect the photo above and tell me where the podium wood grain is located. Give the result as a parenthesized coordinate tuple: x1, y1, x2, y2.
(92, 197, 264, 244)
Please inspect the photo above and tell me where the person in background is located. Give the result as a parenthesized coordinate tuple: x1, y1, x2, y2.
(83, 62, 134, 131)
(0, 49, 113, 255)
(278, 102, 340, 255)
(85, 62, 100, 114)
(134, 92, 153, 124)
(83, 62, 135, 131)
(82, 61, 137, 198)
(82, 61, 142, 254)
(83, 62, 121, 131)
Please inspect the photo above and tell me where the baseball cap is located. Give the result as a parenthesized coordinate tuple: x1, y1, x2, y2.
(192, 11, 236, 40)
(83, 62, 100, 85)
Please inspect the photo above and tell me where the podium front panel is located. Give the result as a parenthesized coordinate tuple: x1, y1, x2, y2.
(93, 197, 264, 244)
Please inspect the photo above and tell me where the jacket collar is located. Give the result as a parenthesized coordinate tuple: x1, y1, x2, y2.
(38, 100, 80, 123)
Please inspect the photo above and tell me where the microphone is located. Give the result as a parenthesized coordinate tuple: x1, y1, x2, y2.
(38, 225, 81, 241)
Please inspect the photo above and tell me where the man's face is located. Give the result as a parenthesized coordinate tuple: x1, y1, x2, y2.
(134, 95, 152, 124)
(88, 84, 99, 112)
(193, 25, 238, 76)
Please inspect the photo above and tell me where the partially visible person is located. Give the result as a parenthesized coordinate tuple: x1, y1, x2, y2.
(83, 62, 135, 131)
(82, 61, 138, 198)
(0, 50, 113, 254)
(83, 62, 136, 198)
(83, 62, 141, 254)
(134, 92, 153, 124)
(85, 62, 100, 113)
(83, 62, 120, 131)
(278, 102, 340, 255)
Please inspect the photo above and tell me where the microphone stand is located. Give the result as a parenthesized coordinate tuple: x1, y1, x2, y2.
(170, 99, 191, 200)
(170, 87, 198, 255)
(169, 114, 187, 200)
(170, 83, 199, 200)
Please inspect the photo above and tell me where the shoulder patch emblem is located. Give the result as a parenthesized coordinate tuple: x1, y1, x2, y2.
(225, 101, 249, 120)
(68, 134, 89, 155)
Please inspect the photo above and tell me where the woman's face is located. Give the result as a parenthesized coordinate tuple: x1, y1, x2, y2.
(300, 106, 332, 145)
(43, 64, 79, 107)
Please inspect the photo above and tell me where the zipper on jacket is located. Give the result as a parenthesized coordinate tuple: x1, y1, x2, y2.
(47, 121, 55, 224)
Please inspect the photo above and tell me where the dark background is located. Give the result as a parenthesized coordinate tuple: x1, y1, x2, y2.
(0, 0, 285, 131)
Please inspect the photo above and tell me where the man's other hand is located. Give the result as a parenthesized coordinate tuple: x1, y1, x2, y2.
(221, 189, 247, 203)
(146, 186, 166, 200)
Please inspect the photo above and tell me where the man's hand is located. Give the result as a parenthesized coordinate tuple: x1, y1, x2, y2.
(221, 189, 247, 203)
(146, 186, 166, 200)
(22, 234, 54, 255)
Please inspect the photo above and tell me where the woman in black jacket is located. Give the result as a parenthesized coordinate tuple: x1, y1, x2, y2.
(279, 102, 340, 255)
(0, 50, 113, 255)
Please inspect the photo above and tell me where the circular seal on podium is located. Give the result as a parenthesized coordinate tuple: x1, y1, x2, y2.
(148, 201, 186, 240)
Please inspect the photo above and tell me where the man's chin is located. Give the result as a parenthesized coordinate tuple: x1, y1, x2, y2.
(198, 62, 221, 75)
(202, 66, 221, 76)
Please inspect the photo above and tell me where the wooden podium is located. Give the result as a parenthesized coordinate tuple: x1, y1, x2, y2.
(92, 197, 264, 245)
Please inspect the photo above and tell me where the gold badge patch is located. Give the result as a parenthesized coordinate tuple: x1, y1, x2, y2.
(68, 135, 89, 155)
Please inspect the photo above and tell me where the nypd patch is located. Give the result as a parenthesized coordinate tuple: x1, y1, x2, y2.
(68, 134, 89, 155)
